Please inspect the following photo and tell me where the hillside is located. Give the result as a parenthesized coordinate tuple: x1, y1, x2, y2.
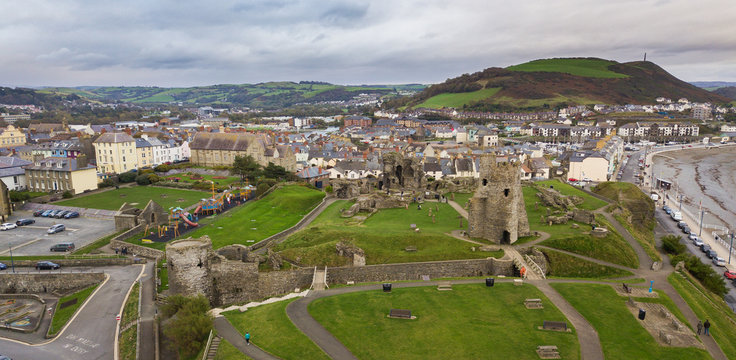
(37, 82, 426, 109)
(406, 58, 730, 111)
(713, 86, 736, 100)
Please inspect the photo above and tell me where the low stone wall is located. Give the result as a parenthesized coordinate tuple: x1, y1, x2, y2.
(327, 257, 514, 284)
(0, 273, 105, 294)
(210, 260, 312, 306)
(11, 257, 137, 267)
(110, 239, 165, 259)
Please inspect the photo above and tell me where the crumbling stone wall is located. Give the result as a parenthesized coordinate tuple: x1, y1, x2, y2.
(379, 152, 425, 192)
(468, 156, 530, 244)
(0, 273, 105, 294)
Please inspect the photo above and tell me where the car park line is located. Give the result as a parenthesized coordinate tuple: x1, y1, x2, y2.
(0, 238, 45, 255)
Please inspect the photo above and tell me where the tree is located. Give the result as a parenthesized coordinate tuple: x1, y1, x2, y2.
(231, 155, 261, 182)
(161, 295, 213, 358)
(263, 162, 287, 180)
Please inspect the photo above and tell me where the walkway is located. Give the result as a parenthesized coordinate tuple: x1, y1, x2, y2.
(213, 317, 279, 360)
(139, 261, 156, 360)
(447, 200, 468, 219)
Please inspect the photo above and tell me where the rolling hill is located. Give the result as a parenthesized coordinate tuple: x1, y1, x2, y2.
(712, 86, 736, 100)
(406, 58, 730, 111)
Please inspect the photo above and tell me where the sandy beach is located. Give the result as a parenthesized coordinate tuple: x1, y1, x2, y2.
(652, 146, 736, 231)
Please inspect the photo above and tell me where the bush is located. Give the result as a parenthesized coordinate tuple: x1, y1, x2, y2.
(662, 235, 686, 255)
(325, 185, 333, 193)
(9, 191, 31, 202)
(98, 178, 117, 188)
(62, 191, 73, 199)
(139, 169, 154, 175)
(148, 174, 160, 183)
(154, 164, 171, 172)
(670, 253, 727, 296)
(119, 171, 137, 183)
(135, 174, 151, 185)
(256, 183, 271, 196)
(161, 295, 213, 359)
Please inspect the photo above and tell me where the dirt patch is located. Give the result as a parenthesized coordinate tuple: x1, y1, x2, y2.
(614, 284, 659, 298)
(626, 299, 702, 348)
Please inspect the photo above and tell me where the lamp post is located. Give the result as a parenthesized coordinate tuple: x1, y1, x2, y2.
(678, 194, 684, 212)
(9, 245, 14, 273)
(698, 210, 706, 237)
(729, 232, 734, 265)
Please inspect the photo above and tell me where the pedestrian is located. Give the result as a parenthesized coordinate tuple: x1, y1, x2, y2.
(245, 331, 251, 345)
(696, 320, 702, 335)
(704, 319, 711, 336)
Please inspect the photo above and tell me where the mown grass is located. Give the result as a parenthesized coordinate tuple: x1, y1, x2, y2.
(552, 283, 710, 360)
(416, 87, 501, 109)
(214, 337, 251, 360)
(523, 185, 600, 240)
(121, 282, 140, 327)
(163, 173, 241, 186)
(49, 283, 100, 336)
(669, 271, 736, 359)
(275, 200, 502, 266)
(119, 325, 137, 360)
(223, 299, 329, 360)
(447, 192, 473, 207)
(73, 230, 126, 255)
(309, 283, 579, 360)
(536, 179, 608, 210)
(541, 215, 639, 268)
(507, 58, 629, 78)
(55, 186, 207, 210)
(540, 248, 634, 279)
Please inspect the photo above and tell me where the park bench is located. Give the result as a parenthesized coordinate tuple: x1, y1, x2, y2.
(622, 283, 632, 294)
(542, 321, 568, 332)
(536, 345, 561, 359)
(388, 309, 414, 319)
(524, 298, 543, 309)
(437, 282, 452, 291)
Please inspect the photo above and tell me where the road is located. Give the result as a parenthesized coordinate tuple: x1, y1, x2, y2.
(0, 265, 144, 360)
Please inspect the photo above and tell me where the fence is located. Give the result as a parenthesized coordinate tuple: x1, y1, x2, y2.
(713, 232, 736, 259)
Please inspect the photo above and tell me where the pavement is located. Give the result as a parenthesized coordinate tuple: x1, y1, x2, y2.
(0, 265, 144, 360)
(213, 316, 279, 360)
(139, 261, 156, 360)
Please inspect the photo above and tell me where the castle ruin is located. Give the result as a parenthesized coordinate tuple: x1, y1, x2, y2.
(468, 155, 530, 244)
(379, 152, 425, 192)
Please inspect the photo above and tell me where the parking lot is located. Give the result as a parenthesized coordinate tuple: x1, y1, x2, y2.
(0, 211, 115, 256)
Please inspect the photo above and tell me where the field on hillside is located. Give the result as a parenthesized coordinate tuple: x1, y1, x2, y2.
(309, 283, 580, 360)
(540, 248, 634, 279)
(552, 283, 710, 360)
(416, 87, 500, 109)
(54, 186, 207, 210)
(507, 58, 629, 78)
(275, 200, 501, 266)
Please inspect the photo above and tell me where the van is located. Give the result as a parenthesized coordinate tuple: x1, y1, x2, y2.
(651, 193, 659, 201)
(50, 243, 75, 252)
(671, 211, 682, 221)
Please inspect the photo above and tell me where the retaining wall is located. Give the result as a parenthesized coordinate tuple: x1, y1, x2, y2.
(11, 258, 137, 267)
(0, 272, 105, 294)
(110, 239, 165, 259)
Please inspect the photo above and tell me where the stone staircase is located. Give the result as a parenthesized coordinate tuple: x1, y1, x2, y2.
(205, 335, 221, 360)
(503, 246, 544, 280)
(311, 266, 328, 291)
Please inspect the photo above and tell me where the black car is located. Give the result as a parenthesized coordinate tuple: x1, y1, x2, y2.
(35, 261, 60, 270)
(33, 210, 44, 217)
(682, 226, 691, 234)
(15, 218, 35, 226)
(700, 244, 711, 253)
(64, 211, 80, 219)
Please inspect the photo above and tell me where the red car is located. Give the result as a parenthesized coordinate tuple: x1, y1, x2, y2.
(724, 270, 736, 279)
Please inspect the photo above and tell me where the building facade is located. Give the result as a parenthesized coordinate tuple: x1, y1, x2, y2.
(24, 156, 97, 194)
(93, 132, 137, 174)
(0, 125, 26, 147)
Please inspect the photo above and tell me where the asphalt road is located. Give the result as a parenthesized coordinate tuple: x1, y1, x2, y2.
(0, 265, 144, 360)
(0, 211, 115, 256)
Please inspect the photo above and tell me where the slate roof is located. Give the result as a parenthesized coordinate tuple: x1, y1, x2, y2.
(189, 132, 257, 151)
(94, 132, 135, 143)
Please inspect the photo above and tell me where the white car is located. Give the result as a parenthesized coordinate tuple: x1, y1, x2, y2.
(713, 257, 726, 267)
(688, 234, 699, 241)
(693, 238, 704, 247)
(0, 223, 17, 231)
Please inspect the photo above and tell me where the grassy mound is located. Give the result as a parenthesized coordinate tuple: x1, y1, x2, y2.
(223, 299, 328, 360)
(416, 87, 501, 109)
(552, 283, 710, 360)
(540, 248, 634, 279)
(535, 179, 608, 210)
(275, 200, 501, 266)
(309, 284, 579, 360)
(507, 58, 629, 78)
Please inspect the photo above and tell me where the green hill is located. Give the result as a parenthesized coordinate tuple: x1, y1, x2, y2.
(403, 57, 729, 111)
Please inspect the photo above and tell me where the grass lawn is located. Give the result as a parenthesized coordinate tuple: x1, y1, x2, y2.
(535, 180, 608, 211)
(275, 200, 502, 266)
(223, 299, 328, 360)
(54, 186, 208, 210)
(119, 325, 137, 360)
(122, 282, 140, 327)
(163, 173, 241, 187)
(541, 215, 639, 268)
(540, 248, 634, 279)
(416, 87, 501, 109)
(447, 192, 473, 207)
(551, 283, 710, 360)
(74, 230, 126, 255)
(49, 283, 100, 336)
(309, 283, 579, 360)
(669, 271, 736, 359)
(215, 337, 252, 360)
(184, 185, 324, 249)
(507, 58, 629, 78)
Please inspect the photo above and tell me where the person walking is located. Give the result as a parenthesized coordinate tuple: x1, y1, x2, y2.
(704, 320, 711, 336)
(696, 320, 702, 335)
(245, 331, 251, 345)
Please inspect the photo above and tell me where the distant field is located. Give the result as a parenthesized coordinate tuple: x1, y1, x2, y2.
(416, 87, 500, 109)
(507, 58, 629, 78)
(54, 186, 206, 210)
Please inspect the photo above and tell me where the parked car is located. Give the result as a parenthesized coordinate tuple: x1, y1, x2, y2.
(49, 210, 63, 218)
(706, 250, 718, 259)
(0, 263, 7, 270)
(47, 224, 65, 234)
(41, 210, 54, 217)
(688, 234, 699, 241)
(682, 226, 691, 234)
(50, 243, 75, 252)
(54, 210, 71, 219)
(0, 354, 12, 360)
(0, 223, 17, 231)
(725, 270, 736, 279)
(33, 210, 44, 217)
(16, 218, 35, 226)
(63, 211, 80, 219)
(677, 221, 687, 229)
(663, 207, 672, 215)
(35, 261, 60, 270)
(700, 244, 711, 253)
(693, 238, 704, 247)
(671, 211, 683, 221)
(713, 257, 726, 267)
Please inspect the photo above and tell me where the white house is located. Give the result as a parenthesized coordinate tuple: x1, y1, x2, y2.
(0, 157, 30, 190)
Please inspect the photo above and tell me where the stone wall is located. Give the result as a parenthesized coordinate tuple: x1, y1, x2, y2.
(0, 273, 105, 294)
(11, 258, 138, 267)
(110, 239, 165, 259)
(210, 260, 312, 306)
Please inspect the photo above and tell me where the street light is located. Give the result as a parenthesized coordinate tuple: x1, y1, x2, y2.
(729, 232, 734, 265)
(9, 245, 14, 273)
(698, 210, 707, 237)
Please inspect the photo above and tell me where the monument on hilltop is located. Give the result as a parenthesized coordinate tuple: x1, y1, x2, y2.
(468, 155, 530, 244)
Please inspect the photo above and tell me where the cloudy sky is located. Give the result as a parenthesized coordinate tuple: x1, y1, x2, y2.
(1, 0, 734, 87)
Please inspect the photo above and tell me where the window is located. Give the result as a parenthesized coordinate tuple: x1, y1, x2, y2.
(504, 189, 510, 197)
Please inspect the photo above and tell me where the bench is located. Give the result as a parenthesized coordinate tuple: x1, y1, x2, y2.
(437, 282, 452, 291)
(622, 283, 632, 294)
(542, 321, 568, 332)
(514, 279, 524, 286)
(536, 345, 561, 359)
(524, 298, 544, 309)
(388, 309, 414, 319)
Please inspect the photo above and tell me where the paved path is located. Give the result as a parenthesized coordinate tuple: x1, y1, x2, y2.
(447, 199, 468, 219)
(139, 261, 156, 360)
(213, 317, 280, 360)
(598, 210, 653, 270)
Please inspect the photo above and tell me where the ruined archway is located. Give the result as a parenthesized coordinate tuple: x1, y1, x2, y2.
(502, 230, 511, 244)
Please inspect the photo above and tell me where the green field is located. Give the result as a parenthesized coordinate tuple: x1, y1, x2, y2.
(49, 283, 100, 336)
(552, 283, 709, 360)
(309, 283, 579, 360)
(223, 299, 328, 360)
(416, 87, 501, 109)
(275, 200, 502, 266)
(214, 337, 251, 360)
(540, 248, 634, 279)
(163, 173, 242, 186)
(447, 192, 473, 207)
(669, 271, 736, 359)
(507, 58, 629, 78)
(535, 180, 608, 210)
(54, 186, 208, 210)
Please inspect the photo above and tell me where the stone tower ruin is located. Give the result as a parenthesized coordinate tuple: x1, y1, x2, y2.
(468, 155, 530, 244)
(166, 237, 214, 300)
(379, 152, 425, 192)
